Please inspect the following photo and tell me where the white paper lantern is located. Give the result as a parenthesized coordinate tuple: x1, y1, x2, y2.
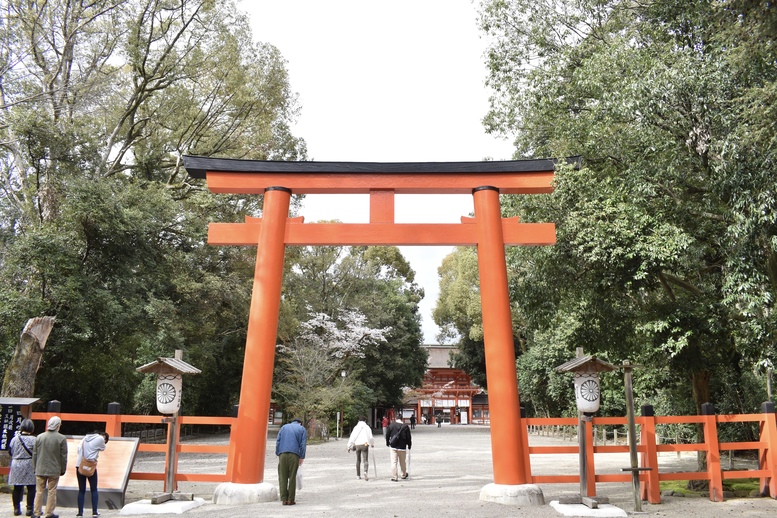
(156, 374, 183, 414)
(574, 372, 601, 413)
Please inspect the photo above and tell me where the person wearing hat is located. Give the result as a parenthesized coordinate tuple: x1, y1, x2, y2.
(32, 416, 67, 518)
(275, 417, 307, 506)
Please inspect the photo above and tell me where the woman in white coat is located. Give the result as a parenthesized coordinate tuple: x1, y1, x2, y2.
(346, 416, 375, 480)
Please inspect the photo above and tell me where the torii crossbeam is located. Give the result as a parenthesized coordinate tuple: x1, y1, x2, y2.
(183, 155, 566, 505)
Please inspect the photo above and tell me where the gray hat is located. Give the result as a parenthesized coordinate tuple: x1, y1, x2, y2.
(47, 416, 61, 431)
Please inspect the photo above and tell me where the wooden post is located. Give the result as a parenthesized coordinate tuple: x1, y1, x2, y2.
(472, 186, 528, 485)
(228, 187, 291, 484)
(701, 403, 723, 501)
(639, 405, 661, 503)
(105, 402, 122, 439)
(163, 414, 180, 492)
(623, 361, 643, 512)
(579, 413, 588, 497)
(759, 402, 777, 497)
(584, 415, 596, 496)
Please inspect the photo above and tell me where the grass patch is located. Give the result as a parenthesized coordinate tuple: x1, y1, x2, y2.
(660, 478, 760, 497)
(660, 480, 702, 496)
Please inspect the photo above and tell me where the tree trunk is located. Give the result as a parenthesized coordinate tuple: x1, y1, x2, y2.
(1, 316, 56, 397)
(692, 369, 711, 473)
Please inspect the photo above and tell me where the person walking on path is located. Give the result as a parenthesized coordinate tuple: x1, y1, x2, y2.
(381, 416, 389, 437)
(385, 417, 411, 482)
(276, 418, 307, 506)
(9, 419, 36, 516)
(409, 414, 416, 429)
(346, 416, 374, 480)
(76, 431, 109, 517)
(32, 415, 67, 518)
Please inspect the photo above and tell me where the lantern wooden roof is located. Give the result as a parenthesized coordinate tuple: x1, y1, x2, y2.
(555, 355, 618, 373)
(136, 357, 201, 375)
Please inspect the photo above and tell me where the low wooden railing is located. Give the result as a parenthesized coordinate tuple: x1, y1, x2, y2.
(524, 403, 777, 502)
(4, 405, 777, 503)
(0, 411, 234, 484)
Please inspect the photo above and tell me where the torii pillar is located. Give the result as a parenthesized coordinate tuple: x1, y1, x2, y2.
(183, 155, 569, 506)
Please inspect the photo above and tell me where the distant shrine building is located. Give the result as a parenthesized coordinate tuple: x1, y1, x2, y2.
(406, 345, 488, 425)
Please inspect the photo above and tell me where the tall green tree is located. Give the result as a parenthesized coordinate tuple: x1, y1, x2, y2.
(476, 0, 776, 418)
(0, 0, 306, 413)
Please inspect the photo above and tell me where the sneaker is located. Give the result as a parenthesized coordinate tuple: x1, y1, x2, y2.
(364, 473, 369, 481)
(357, 475, 361, 479)
(401, 473, 409, 479)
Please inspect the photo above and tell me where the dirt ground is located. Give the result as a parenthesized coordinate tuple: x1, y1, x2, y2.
(3, 424, 777, 517)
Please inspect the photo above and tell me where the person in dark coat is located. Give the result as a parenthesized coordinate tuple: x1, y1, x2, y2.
(385, 417, 412, 481)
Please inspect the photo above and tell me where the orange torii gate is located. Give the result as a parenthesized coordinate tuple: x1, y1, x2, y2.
(182, 155, 560, 505)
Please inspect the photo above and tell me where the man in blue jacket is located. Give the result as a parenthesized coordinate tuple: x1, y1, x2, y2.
(275, 418, 307, 506)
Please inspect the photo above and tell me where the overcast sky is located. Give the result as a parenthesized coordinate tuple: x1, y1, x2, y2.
(241, 1, 515, 342)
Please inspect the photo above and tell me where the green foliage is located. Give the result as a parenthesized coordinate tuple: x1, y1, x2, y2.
(472, 0, 777, 433)
(279, 245, 427, 415)
(0, 0, 305, 414)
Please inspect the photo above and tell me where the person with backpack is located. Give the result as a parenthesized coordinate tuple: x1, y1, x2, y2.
(385, 417, 411, 482)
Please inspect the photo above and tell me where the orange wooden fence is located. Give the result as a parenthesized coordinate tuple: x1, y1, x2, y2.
(526, 404, 777, 502)
(0, 411, 234, 484)
(3, 407, 777, 503)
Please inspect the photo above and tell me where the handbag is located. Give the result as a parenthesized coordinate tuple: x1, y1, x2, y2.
(78, 457, 97, 477)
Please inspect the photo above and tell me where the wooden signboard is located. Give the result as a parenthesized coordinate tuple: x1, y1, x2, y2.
(55, 436, 140, 509)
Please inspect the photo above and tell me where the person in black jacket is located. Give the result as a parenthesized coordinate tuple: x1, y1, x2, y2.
(385, 417, 411, 481)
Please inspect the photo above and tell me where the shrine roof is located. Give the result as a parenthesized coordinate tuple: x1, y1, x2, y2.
(424, 345, 457, 369)
(182, 155, 580, 179)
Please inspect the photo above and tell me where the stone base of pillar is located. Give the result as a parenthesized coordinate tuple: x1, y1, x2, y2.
(212, 482, 277, 505)
(479, 483, 545, 506)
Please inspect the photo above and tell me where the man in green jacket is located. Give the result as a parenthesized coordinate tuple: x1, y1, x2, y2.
(32, 416, 67, 518)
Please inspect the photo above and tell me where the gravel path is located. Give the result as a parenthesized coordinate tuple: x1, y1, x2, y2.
(3, 424, 777, 517)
